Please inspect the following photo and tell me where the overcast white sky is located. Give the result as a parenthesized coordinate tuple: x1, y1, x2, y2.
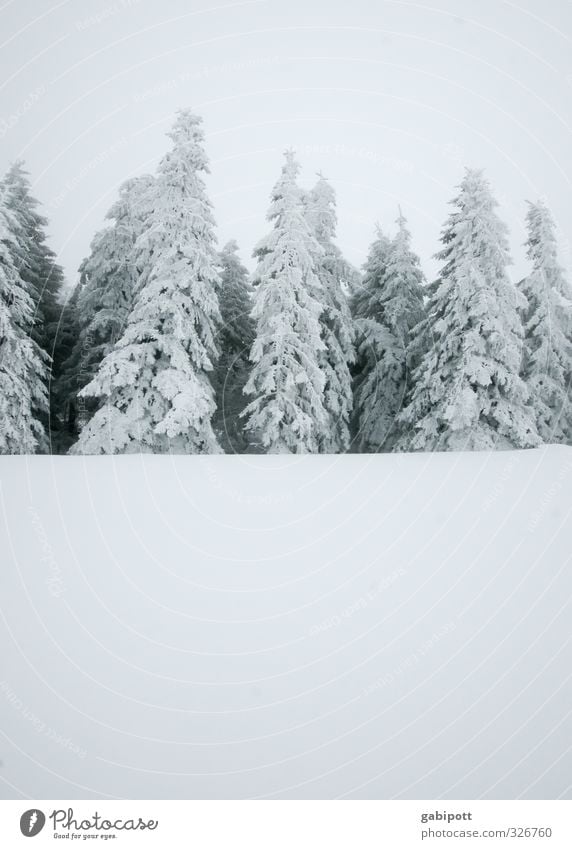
(2, 0, 572, 289)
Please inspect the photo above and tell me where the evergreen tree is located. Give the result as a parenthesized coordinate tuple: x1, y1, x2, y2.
(2, 161, 65, 351)
(350, 227, 393, 323)
(81, 174, 155, 352)
(304, 174, 355, 452)
(520, 200, 572, 443)
(349, 227, 392, 445)
(2, 161, 66, 449)
(0, 185, 49, 453)
(50, 281, 84, 451)
(213, 240, 255, 452)
(59, 174, 154, 435)
(70, 109, 222, 454)
(354, 212, 425, 452)
(243, 150, 327, 453)
(398, 168, 539, 451)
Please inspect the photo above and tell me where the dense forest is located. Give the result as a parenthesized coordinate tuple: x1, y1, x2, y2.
(1, 108, 570, 455)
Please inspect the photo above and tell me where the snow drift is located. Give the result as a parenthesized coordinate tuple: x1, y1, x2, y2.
(1, 447, 571, 799)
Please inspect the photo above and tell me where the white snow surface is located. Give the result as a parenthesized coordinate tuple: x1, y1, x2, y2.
(1, 447, 571, 800)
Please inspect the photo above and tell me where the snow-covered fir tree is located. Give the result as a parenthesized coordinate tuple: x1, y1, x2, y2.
(59, 174, 154, 434)
(213, 240, 255, 452)
(350, 227, 393, 322)
(243, 150, 328, 453)
(303, 174, 355, 452)
(2, 161, 65, 449)
(2, 161, 65, 353)
(520, 200, 572, 443)
(353, 212, 425, 452)
(80, 174, 155, 351)
(397, 169, 539, 451)
(70, 109, 222, 454)
(0, 185, 49, 453)
(51, 281, 83, 451)
(350, 227, 392, 444)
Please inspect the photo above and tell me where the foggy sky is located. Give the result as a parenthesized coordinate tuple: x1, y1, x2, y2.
(2, 0, 572, 290)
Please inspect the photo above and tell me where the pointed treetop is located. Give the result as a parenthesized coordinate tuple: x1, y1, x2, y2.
(277, 149, 300, 191)
(164, 108, 209, 173)
(265, 149, 302, 224)
(437, 166, 511, 275)
(394, 208, 413, 247)
(446, 167, 497, 210)
(372, 221, 391, 248)
(461, 166, 487, 187)
(2, 158, 46, 222)
(312, 170, 333, 191)
(525, 199, 559, 266)
(168, 107, 204, 139)
(282, 147, 299, 176)
(305, 172, 337, 243)
(3, 161, 36, 200)
(221, 238, 240, 256)
(311, 171, 335, 199)
(4, 159, 29, 182)
(106, 174, 155, 223)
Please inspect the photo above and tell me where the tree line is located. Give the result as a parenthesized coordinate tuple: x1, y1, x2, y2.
(1, 108, 570, 455)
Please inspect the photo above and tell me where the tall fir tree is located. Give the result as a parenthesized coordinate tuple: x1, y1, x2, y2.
(350, 227, 393, 320)
(520, 200, 572, 443)
(51, 281, 83, 451)
(353, 212, 425, 452)
(80, 174, 155, 352)
(70, 109, 222, 454)
(350, 227, 392, 445)
(243, 150, 328, 453)
(2, 161, 65, 351)
(59, 174, 154, 436)
(398, 168, 539, 451)
(2, 161, 66, 449)
(0, 184, 49, 453)
(303, 174, 355, 452)
(213, 240, 255, 452)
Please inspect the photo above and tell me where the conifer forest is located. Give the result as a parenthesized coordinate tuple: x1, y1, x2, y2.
(1, 108, 570, 456)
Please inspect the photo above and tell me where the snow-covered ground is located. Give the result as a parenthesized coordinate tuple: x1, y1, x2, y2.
(1, 447, 571, 800)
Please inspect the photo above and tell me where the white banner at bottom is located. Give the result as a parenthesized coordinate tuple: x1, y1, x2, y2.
(0, 800, 570, 848)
